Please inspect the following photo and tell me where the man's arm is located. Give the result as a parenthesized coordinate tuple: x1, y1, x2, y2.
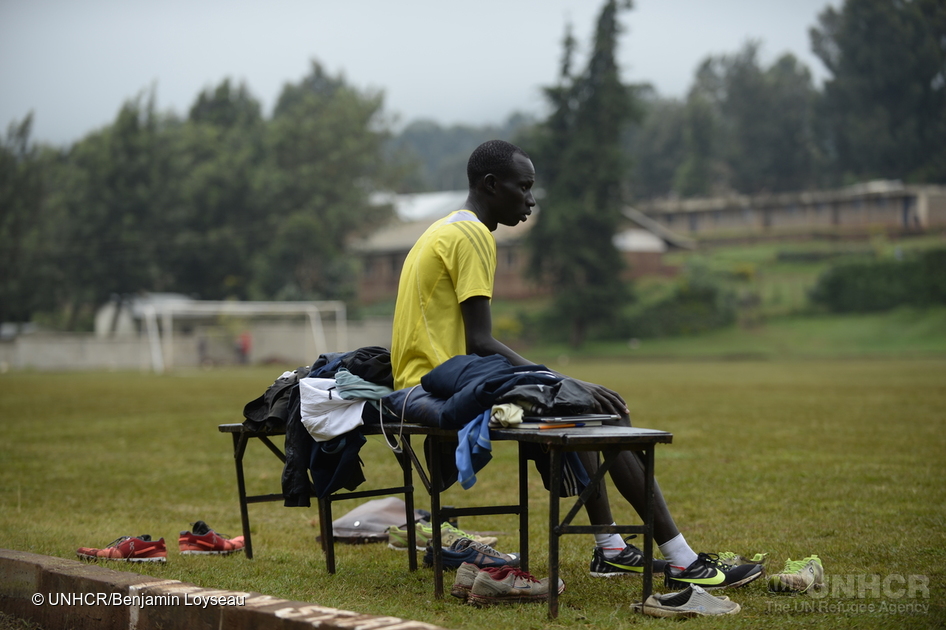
(460, 296, 628, 416)
(460, 296, 531, 366)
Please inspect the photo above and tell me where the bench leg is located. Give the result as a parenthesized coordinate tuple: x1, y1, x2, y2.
(518, 442, 529, 573)
(232, 432, 254, 560)
(428, 435, 444, 598)
(641, 446, 655, 605)
(399, 435, 418, 571)
(319, 496, 336, 574)
(548, 447, 563, 618)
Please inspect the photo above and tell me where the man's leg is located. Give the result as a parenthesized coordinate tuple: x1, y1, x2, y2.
(580, 414, 700, 570)
(580, 419, 766, 589)
(600, 449, 680, 542)
(580, 449, 702, 570)
(577, 449, 680, 543)
(576, 449, 619, 526)
(584, 415, 680, 542)
(575, 450, 634, 554)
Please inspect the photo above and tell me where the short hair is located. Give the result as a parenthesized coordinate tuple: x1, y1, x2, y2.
(467, 140, 530, 188)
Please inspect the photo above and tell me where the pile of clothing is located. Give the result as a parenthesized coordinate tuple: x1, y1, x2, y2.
(242, 346, 394, 504)
(241, 348, 600, 506)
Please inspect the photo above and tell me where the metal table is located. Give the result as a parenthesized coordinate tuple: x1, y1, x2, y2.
(426, 425, 673, 618)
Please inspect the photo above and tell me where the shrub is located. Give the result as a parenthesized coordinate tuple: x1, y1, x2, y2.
(620, 261, 737, 338)
(810, 248, 946, 312)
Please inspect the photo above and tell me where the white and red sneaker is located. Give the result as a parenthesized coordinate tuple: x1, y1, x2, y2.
(77, 535, 167, 563)
(178, 521, 245, 555)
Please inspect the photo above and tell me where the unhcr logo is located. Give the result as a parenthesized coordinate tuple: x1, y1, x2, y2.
(766, 574, 931, 616)
(803, 573, 930, 600)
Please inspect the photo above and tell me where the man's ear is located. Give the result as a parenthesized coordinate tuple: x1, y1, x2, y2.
(482, 173, 497, 194)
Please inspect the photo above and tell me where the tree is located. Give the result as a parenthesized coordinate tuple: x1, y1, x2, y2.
(625, 91, 687, 200)
(252, 61, 395, 301)
(681, 42, 818, 195)
(163, 80, 267, 300)
(188, 78, 261, 128)
(526, 0, 641, 347)
(46, 92, 180, 328)
(0, 115, 53, 322)
(390, 114, 536, 191)
(673, 90, 718, 197)
(810, 0, 946, 183)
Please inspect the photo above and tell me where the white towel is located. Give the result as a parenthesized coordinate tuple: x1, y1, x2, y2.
(489, 403, 524, 427)
(299, 378, 366, 442)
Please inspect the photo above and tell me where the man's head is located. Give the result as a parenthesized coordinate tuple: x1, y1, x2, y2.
(466, 140, 536, 230)
(467, 140, 530, 187)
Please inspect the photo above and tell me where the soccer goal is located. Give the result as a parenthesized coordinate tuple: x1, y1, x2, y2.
(138, 300, 347, 373)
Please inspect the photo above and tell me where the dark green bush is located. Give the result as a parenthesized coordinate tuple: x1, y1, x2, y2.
(810, 248, 946, 312)
(620, 262, 737, 338)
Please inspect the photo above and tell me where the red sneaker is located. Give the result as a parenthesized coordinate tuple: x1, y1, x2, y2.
(77, 535, 167, 563)
(179, 521, 245, 555)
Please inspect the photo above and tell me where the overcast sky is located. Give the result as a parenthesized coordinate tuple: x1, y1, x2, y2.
(1, 0, 838, 147)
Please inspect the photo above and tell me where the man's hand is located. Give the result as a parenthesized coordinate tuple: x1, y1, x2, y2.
(576, 380, 629, 418)
(461, 297, 630, 418)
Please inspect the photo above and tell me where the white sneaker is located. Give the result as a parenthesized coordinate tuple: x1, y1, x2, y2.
(635, 584, 741, 618)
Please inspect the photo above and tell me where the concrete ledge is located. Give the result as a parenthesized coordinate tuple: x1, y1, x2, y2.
(0, 549, 449, 630)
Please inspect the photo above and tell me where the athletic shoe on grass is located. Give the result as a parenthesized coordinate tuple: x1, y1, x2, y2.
(468, 568, 564, 606)
(768, 555, 825, 593)
(179, 520, 245, 555)
(77, 535, 167, 563)
(664, 552, 764, 590)
(633, 584, 741, 618)
(589, 537, 669, 577)
(385, 525, 419, 551)
(717, 551, 767, 568)
(418, 521, 498, 548)
(451, 563, 519, 601)
(424, 538, 519, 569)
(387, 521, 497, 551)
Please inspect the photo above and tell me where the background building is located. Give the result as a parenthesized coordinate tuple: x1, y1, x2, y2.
(352, 191, 689, 305)
(636, 182, 946, 239)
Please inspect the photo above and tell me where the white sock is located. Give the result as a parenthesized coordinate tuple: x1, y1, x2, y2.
(659, 533, 698, 569)
(595, 524, 625, 557)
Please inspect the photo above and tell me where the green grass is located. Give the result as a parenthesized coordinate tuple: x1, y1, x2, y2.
(2, 357, 945, 629)
(526, 306, 946, 365)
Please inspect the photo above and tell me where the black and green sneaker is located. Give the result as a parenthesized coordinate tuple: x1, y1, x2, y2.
(664, 553, 764, 590)
(589, 539, 669, 577)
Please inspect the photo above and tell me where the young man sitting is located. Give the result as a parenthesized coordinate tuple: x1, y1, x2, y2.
(390, 139, 763, 591)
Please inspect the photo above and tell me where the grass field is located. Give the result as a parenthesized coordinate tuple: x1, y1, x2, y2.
(1, 354, 944, 629)
(526, 307, 946, 364)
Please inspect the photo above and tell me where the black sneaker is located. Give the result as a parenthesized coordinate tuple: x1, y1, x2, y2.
(664, 553, 764, 590)
(589, 539, 669, 577)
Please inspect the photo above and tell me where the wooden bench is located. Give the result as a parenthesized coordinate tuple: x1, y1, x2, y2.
(219, 421, 672, 618)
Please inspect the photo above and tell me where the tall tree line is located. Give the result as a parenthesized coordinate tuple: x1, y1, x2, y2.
(628, 0, 945, 198)
(522, 0, 944, 346)
(393, 0, 945, 199)
(1, 63, 396, 328)
(2, 0, 943, 330)
(524, 0, 640, 347)
(388, 113, 536, 191)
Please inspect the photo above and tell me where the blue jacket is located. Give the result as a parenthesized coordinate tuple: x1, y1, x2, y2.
(421, 354, 562, 429)
(418, 355, 594, 491)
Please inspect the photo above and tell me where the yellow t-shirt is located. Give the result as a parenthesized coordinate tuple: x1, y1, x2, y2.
(391, 210, 496, 390)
